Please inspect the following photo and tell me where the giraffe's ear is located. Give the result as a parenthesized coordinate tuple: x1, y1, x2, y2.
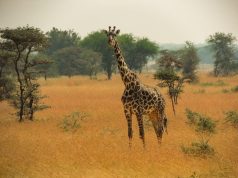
(116, 29, 120, 35)
(102, 30, 108, 35)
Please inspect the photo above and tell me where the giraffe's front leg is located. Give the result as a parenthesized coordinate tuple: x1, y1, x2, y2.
(136, 113, 145, 148)
(124, 108, 132, 147)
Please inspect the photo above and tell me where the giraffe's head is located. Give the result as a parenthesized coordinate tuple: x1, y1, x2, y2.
(103, 26, 120, 47)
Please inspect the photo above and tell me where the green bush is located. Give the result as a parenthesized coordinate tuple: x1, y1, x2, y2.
(185, 109, 200, 124)
(59, 112, 87, 132)
(199, 80, 227, 87)
(193, 89, 206, 94)
(196, 116, 216, 133)
(185, 109, 216, 133)
(231, 85, 238, 92)
(177, 172, 200, 178)
(221, 89, 230, 93)
(225, 111, 238, 128)
(181, 139, 215, 157)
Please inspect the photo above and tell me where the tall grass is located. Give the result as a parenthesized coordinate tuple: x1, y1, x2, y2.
(0, 73, 238, 177)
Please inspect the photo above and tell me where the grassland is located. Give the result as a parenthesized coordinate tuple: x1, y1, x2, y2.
(0, 73, 238, 178)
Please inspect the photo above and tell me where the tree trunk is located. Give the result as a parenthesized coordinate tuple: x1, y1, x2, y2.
(170, 95, 176, 116)
(29, 95, 34, 121)
(107, 67, 112, 80)
(107, 72, 112, 80)
(13, 51, 25, 122)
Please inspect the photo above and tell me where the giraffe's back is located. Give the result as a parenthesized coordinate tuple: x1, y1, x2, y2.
(121, 84, 165, 115)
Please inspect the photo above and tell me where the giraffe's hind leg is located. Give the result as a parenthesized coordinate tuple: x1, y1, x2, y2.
(136, 113, 145, 148)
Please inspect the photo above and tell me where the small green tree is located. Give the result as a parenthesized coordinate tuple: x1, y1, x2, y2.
(42, 28, 81, 77)
(80, 31, 114, 80)
(154, 50, 186, 115)
(207, 32, 237, 76)
(79, 49, 102, 79)
(179, 41, 200, 82)
(45, 27, 81, 56)
(33, 53, 53, 80)
(118, 34, 158, 73)
(182, 109, 216, 157)
(53, 47, 82, 78)
(0, 26, 49, 121)
(134, 37, 158, 73)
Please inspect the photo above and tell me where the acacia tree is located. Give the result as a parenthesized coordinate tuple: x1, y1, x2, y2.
(79, 49, 102, 79)
(207, 32, 237, 76)
(0, 26, 49, 121)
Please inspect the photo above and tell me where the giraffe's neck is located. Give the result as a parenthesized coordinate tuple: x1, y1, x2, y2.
(113, 41, 138, 86)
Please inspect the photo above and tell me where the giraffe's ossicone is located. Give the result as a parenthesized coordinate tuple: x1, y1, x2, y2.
(103, 26, 168, 147)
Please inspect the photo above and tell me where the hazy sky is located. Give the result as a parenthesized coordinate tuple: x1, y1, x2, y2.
(0, 0, 237, 43)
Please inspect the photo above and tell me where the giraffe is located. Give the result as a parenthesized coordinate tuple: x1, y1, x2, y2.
(103, 26, 168, 147)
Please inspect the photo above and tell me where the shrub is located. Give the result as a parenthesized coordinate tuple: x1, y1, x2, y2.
(185, 109, 200, 124)
(196, 116, 216, 133)
(177, 172, 199, 178)
(231, 85, 238, 92)
(181, 139, 215, 157)
(199, 82, 213, 87)
(193, 89, 205, 94)
(215, 80, 227, 86)
(225, 111, 238, 128)
(199, 80, 227, 87)
(188, 172, 199, 178)
(59, 112, 87, 132)
(185, 109, 216, 133)
(183, 109, 216, 158)
(221, 89, 230, 93)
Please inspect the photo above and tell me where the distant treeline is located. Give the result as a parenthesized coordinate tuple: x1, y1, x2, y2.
(38, 27, 159, 79)
(160, 43, 238, 65)
(1, 26, 238, 121)
(1, 26, 238, 81)
(39, 28, 238, 78)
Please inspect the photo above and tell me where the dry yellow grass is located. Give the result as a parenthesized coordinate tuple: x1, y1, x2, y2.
(0, 73, 238, 178)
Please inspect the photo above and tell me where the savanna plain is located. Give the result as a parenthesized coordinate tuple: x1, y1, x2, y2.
(0, 73, 237, 178)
